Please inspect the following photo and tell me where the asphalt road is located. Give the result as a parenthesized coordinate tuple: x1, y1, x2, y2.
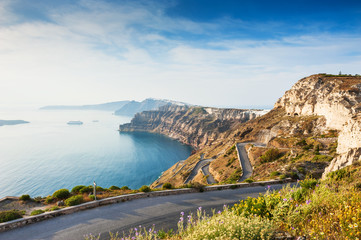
(236, 142, 254, 182)
(0, 184, 288, 240)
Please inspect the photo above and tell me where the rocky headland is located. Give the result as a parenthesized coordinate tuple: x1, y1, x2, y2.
(118, 74, 361, 188)
(119, 105, 265, 149)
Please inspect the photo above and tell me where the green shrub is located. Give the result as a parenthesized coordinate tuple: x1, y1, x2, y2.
(163, 183, 173, 189)
(270, 171, 280, 177)
(0, 210, 24, 223)
(296, 139, 307, 146)
(71, 185, 86, 193)
(312, 155, 333, 162)
(30, 209, 45, 216)
(89, 195, 95, 200)
(49, 206, 60, 211)
(279, 174, 286, 180)
(79, 186, 93, 194)
(260, 148, 281, 163)
(226, 145, 236, 155)
(314, 145, 320, 155)
(224, 169, 242, 184)
(302, 144, 314, 151)
(244, 178, 254, 183)
(109, 185, 120, 190)
(19, 194, 31, 201)
(121, 186, 130, 190)
(52, 189, 70, 200)
(65, 195, 83, 206)
(299, 178, 318, 189)
(45, 195, 55, 204)
(139, 185, 151, 192)
(327, 169, 351, 181)
(95, 186, 105, 192)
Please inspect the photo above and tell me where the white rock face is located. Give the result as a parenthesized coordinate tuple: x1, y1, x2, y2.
(275, 74, 361, 176)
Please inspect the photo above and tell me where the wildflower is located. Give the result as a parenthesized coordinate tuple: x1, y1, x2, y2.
(198, 206, 202, 211)
(306, 200, 311, 205)
(181, 211, 184, 216)
(217, 210, 221, 214)
(283, 198, 287, 202)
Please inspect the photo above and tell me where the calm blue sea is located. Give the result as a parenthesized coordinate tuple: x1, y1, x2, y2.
(0, 109, 192, 198)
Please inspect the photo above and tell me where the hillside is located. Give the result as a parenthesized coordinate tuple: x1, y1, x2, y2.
(136, 74, 361, 188)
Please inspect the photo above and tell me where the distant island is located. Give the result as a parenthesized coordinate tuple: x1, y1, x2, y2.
(0, 120, 29, 126)
(41, 98, 189, 117)
(67, 121, 83, 125)
(40, 101, 131, 111)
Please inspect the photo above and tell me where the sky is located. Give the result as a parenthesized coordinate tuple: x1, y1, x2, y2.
(0, 0, 360, 109)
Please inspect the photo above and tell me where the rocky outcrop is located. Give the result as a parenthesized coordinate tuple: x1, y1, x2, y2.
(119, 105, 265, 149)
(274, 74, 361, 176)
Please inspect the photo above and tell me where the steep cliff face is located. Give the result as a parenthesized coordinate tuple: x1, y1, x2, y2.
(275, 74, 361, 175)
(119, 105, 265, 149)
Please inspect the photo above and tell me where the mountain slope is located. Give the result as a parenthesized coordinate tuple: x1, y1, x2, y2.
(144, 74, 361, 187)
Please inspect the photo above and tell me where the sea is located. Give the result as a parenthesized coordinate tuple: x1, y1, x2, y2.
(0, 108, 192, 198)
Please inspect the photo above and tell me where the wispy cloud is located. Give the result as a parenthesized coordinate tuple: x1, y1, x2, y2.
(0, 0, 360, 108)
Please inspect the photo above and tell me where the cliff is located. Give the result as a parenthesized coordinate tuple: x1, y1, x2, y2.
(274, 74, 361, 176)
(119, 105, 265, 149)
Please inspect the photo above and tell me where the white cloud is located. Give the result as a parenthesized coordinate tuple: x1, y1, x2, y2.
(0, 0, 360, 108)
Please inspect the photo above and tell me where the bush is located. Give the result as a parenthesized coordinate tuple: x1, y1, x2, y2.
(71, 185, 86, 194)
(0, 210, 23, 223)
(163, 183, 173, 189)
(244, 178, 254, 183)
(49, 206, 60, 211)
(279, 174, 287, 180)
(79, 186, 93, 194)
(52, 189, 70, 200)
(260, 148, 281, 163)
(121, 186, 130, 190)
(96, 186, 105, 192)
(109, 185, 120, 190)
(139, 185, 151, 192)
(65, 195, 83, 206)
(45, 195, 55, 204)
(270, 171, 280, 177)
(30, 209, 45, 216)
(19, 194, 31, 201)
(89, 195, 95, 200)
(299, 178, 318, 189)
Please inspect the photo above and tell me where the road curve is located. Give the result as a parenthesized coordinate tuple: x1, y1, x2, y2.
(236, 143, 253, 182)
(0, 184, 288, 240)
(183, 158, 214, 184)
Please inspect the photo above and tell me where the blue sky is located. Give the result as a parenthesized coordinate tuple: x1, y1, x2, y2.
(0, 0, 360, 108)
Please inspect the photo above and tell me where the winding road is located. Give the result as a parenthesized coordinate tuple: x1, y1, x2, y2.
(183, 158, 215, 184)
(236, 142, 266, 182)
(0, 184, 288, 240)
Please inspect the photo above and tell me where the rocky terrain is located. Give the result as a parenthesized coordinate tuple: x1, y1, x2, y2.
(118, 74, 361, 188)
(119, 105, 265, 149)
(274, 74, 361, 176)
